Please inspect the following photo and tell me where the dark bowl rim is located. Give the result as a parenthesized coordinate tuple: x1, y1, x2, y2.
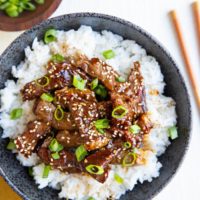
(0, 12, 192, 200)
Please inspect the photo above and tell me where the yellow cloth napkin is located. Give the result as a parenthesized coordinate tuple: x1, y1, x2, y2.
(0, 177, 21, 200)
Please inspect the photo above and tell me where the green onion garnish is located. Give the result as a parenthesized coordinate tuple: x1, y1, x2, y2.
(85, 164, 104, 175)
(97, 128, 105, 134)
(40, 93, 54, 102)
(23, 2, 36, 11)
(0, 2, 10, 11)
(94, 84, 107, 99)
(115, 76, 126, 83)
(49, 138, 64, 152)
(72, 75, 87, 90)
(114, 173, 124, 184)
(10, 108, 23, 120)
(51, 152, 60, 160)
(122, 152, 136, 167)
(130, 124, 141, 134)
(6, 139, 16, 150)
(112, 106, 128, 119)
(0, 0, 45, 18)
(44, 28, 57, 44)
(75, 145, 88, 162)
(90, 78, 98, 90)
(54, 105, 64, 121)
(36, 76, 50, 87)
(94, 119, 110, 129)
(28, 167, 33, 177)
(34, 0, 45, 4)
(51, 54, 65, 63)
(5, 4, 19, 17)
(42, 165, 51, 178)
(168, 126, 178, 140)
(102, 49, 115, 59)
(123, 141, 132, 149)
(87, 197, 95, 200)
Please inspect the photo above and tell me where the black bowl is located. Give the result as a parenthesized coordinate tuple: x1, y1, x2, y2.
(0, 13, 191, 200)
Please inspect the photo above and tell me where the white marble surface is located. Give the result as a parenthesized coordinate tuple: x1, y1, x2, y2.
(0, 0, 200, 199)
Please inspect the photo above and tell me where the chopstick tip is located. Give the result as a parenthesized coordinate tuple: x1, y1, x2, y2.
(169, 10, 177, 19)
(192, 1, 199, 6)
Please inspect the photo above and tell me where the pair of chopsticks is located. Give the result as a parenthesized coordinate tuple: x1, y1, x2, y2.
(169, 1, 200, 110)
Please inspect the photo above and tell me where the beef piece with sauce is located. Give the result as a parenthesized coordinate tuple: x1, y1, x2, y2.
(97, 101, 112, 118)
(21, 73, 69, 101)
(38, 138, 82, 173)
(16, 53, 153, 184)
(108, 62, 147, 146)
(21, 61, 91, 101)
(34, 99, 56, 122)
(56, 130, 83, 148)
(135, 114, 153, 135)
(128, 61, 146, 114)
(38, 138, 117, 183)
(76, 57, 119, 91)
(55, 87, 111, 151)
(54, 87, 96, 109)
(34, 99, 76, 131)
(14, 120, 51, 157)
(109, 92, 139, 146)
(82, 148, 119, 183)
(69, 99, 111, 151)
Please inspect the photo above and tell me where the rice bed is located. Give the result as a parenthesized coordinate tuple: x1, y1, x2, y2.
(0, 26, 177, 200)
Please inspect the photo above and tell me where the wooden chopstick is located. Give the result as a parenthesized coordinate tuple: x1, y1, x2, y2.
(192, 1, 200, 48)
(169, 10, 200, 110)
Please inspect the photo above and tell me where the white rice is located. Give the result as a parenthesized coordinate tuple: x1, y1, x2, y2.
(0, 26, 177, 200)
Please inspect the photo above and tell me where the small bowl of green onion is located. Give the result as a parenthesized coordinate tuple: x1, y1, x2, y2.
(0, 0, 62, 31)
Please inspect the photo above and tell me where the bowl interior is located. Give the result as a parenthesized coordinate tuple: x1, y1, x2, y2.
(0, 13, 191, 200)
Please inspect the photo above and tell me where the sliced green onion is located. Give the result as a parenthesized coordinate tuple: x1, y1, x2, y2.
(51, 54, 64, 63)
(72, 75, 87, 90)
(130, 124, 141, 134)
(114, 173, 124, 184)
(28, 167, 33, 177)
(94, 84, 107, 99)
(87, 197, 95, 200)
(168, 126, 178, 140)
(5, 5, 19, 17)
(86, 164, 104, 175)
(49, 138, 64, 152)
(97, 128, 105, 134)
(40, 93, 54, 102)
(94, 119, 110, 129)
(122, 152, 136, 167)
(6, 139, 16, 150)
(112, 106, 128, 119)
(54, 105, 64, 121)
(23, 2, 36, 11)
(116, 76, 126, 83)
(75, 145, 88, 162)
(44, 28, 57, 44)
(0, 2, 10, 11)
(102, 49, 115, 59)
(10, 108, 23, 120)
(42, 165, 51, 178)
(52, 152, 60, 160)
(123, 141, 132, 149)
(90, 78, 98, 90)
(35, 0, 45, 4)
(36, 76, 50, 87)
(18, 6, 23, 13)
